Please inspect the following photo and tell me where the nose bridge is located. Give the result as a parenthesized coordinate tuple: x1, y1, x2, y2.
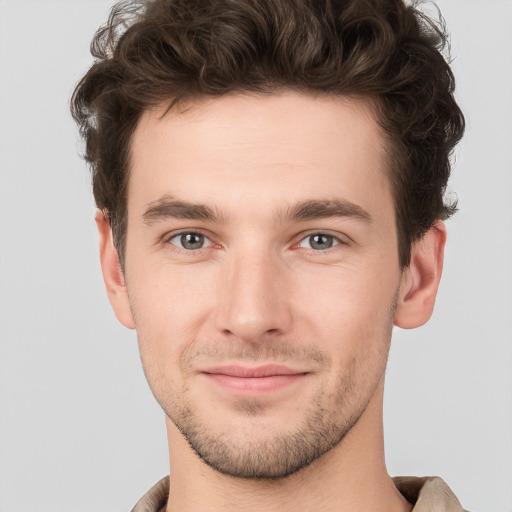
(217, 242, 292, 341)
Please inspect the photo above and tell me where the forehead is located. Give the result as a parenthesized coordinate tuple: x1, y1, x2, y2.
(128, 92, 391, 218)
(133, 92, 384, 157)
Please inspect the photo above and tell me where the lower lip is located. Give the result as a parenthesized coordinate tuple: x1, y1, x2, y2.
(203, 373, 307, 395)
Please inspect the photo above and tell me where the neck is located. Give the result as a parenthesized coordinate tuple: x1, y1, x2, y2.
(165, 383, 412, 512)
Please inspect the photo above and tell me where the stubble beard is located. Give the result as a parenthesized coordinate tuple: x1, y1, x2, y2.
(169, 388, 365, 480)
(160, 343, 388, 480)
(139, 293, 398, 481)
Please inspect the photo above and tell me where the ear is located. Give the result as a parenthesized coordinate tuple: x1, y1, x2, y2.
(95, 210, 135, 329)
(394, 221, 446, 329)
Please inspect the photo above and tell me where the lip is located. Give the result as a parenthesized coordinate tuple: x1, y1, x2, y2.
(201, 365, 308, 395)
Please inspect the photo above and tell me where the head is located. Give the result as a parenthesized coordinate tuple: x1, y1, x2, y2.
(72, 0, 464, 270)
(72, 0, 464, 480)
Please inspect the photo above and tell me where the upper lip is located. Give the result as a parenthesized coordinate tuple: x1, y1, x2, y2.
(202, 364, 306, 378)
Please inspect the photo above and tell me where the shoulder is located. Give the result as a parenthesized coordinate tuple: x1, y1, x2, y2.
(393, 475, 470, 512)
(130, 476, 169, 512)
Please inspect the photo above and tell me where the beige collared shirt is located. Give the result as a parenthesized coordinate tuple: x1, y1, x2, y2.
(131, 475, 468, 512)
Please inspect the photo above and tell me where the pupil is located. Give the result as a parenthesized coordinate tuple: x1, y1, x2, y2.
(311, 234, 333, 250)
(182, 233, 204, 249)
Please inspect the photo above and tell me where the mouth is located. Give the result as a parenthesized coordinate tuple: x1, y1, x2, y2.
(201, 364, 309, 395)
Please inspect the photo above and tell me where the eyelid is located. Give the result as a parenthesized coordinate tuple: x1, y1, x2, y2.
(160, 228, 349, 252)
(163, 229, 219, 251)
(170, 233, 212, 249)
(292, 230, 350, 251)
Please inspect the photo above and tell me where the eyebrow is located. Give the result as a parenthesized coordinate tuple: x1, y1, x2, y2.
(142, 197, 371, 225)
(142, 197, 223, 224)
(282, 199, 372, 223)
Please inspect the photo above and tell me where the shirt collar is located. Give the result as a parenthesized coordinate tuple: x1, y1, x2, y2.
(132, 475, 466, 512)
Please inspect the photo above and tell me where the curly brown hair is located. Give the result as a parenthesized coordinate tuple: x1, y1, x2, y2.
(71, 0, 464, 268)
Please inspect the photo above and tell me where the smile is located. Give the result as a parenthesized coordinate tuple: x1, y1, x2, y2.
(201, 365, 309, 395)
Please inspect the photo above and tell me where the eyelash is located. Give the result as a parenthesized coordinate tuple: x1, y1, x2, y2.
(295, 233, 343, 252)
(166, 231, 217, 252)
(164, 230, 347, 254)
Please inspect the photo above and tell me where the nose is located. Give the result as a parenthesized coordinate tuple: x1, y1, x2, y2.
(215, 249, 293, 343)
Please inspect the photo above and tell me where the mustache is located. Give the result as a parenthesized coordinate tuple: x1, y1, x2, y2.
(179, 339, 329, 371)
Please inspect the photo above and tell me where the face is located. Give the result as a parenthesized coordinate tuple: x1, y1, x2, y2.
(120, 92, 405, 478)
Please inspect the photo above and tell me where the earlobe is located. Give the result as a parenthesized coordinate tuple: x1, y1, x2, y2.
(394, 221, 446, 329)
(95, 210, 135, 329)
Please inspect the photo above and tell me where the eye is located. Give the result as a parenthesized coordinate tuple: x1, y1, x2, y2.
(168, 232, 212, 251)
(298, 233, 340, 251)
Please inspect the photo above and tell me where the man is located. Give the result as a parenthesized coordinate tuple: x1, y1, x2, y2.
(71, 0, 466, 510)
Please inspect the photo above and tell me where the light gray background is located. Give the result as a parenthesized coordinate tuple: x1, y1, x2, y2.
(0, 1, 510, 511)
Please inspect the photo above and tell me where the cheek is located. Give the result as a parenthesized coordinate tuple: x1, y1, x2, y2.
(294, 263, 398, 374)
(308, 275, 396, 407)
(298, 262, 398, 328)
(129, 256, 209, 323)
(127, 264, 215, 372)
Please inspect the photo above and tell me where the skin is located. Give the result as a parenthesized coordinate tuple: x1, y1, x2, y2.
(97, 92, 446, 512)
